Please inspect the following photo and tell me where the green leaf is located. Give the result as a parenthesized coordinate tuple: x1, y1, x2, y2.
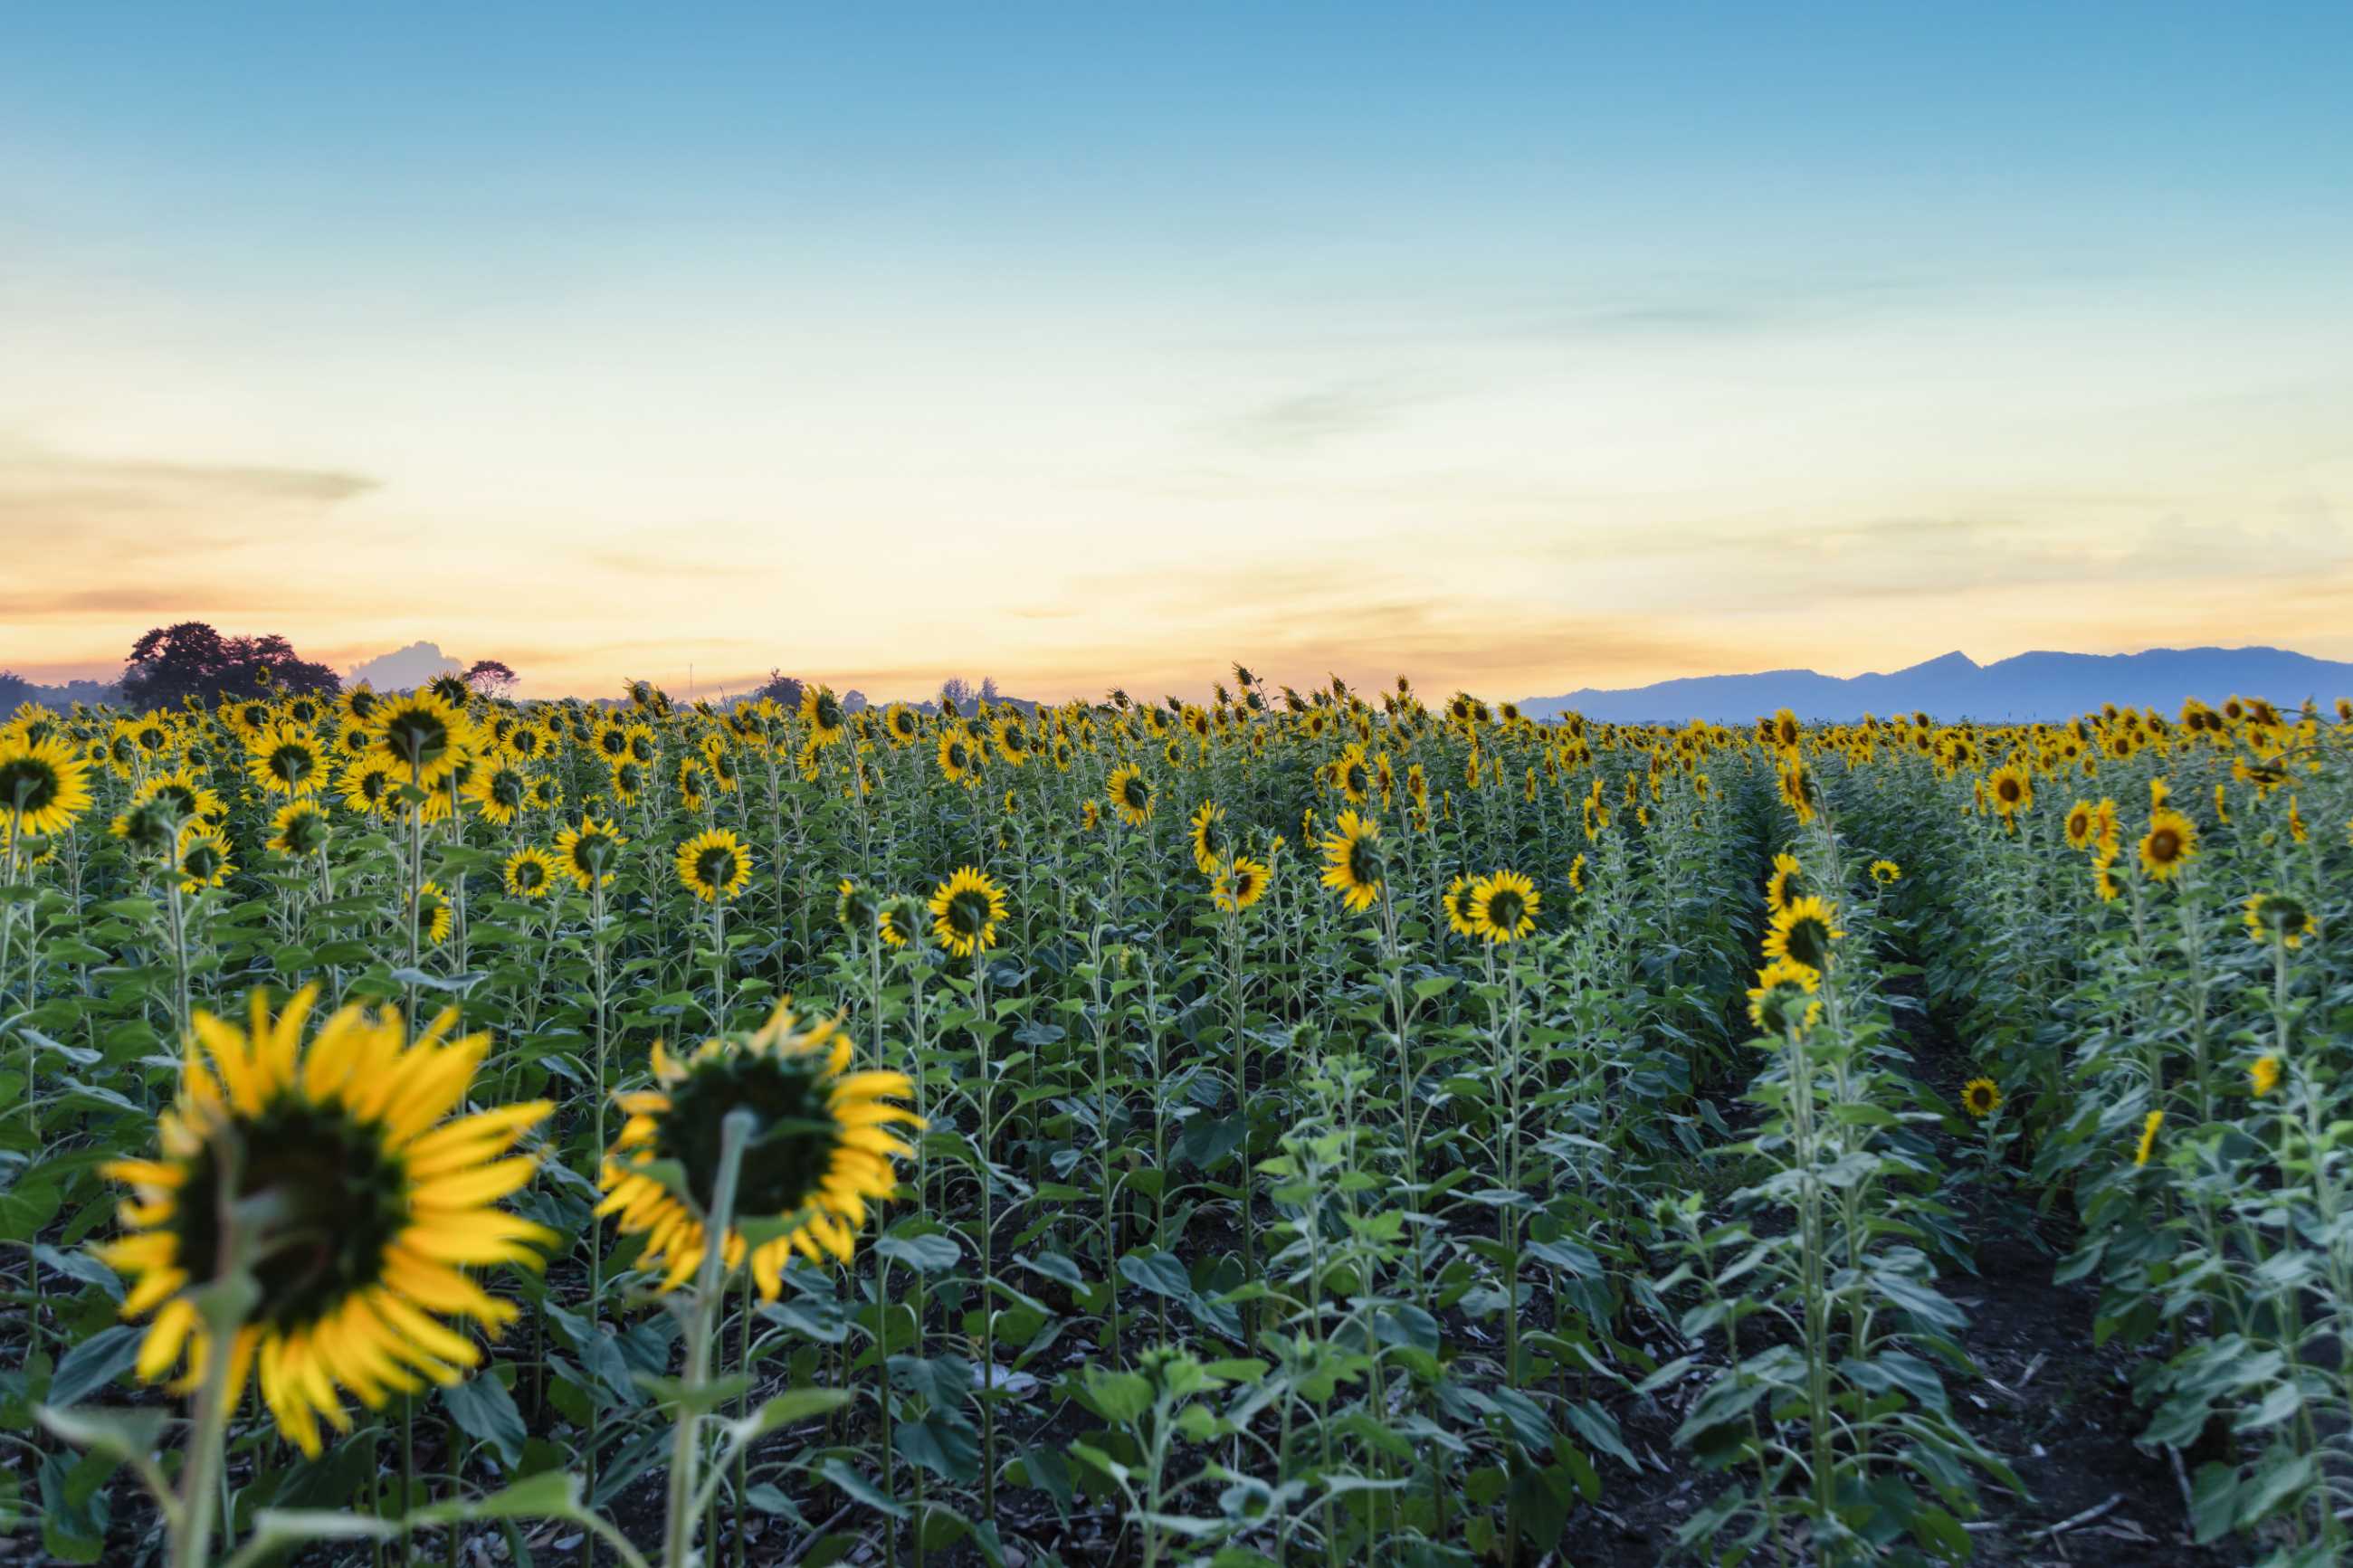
(725, 1387, 851, 1447)
(441, 1371, 527, 1469)
(36, 1404, 168, 1463)
(875, 1231, 963, 1274)
(44, 1326, 144, 1408)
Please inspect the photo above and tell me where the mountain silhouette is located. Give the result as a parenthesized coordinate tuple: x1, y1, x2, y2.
(1520, 646, 2353, 724)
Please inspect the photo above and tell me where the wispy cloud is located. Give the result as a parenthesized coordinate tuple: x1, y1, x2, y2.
(1209, 379, 1435, 453)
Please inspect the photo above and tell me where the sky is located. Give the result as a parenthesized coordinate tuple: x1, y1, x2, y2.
(5, 3, 2351, 702)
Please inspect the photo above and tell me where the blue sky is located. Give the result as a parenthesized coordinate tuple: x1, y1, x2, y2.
(6, 5, 2350, 698)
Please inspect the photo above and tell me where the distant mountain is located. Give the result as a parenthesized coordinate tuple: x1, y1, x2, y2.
(0, 671, 119, 711)
(345, 641, 462, 691)
(1520, 646, 2353, 725)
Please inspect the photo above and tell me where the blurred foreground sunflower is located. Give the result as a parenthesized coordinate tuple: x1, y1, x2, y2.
(97, 988, 554, 1456)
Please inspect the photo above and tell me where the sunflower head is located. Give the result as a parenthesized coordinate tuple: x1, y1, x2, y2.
(1469, 870, 1539, 944)
(366, 691, 476, 787)
(2243, 892, 2313, 950)
(878, 894, 929, 952)
(1443, 874, 1480, 936)
(268, 798, 333, 857)
(503, 846, 557, 899)
(1766, 852, 1805, 912)
(1317, 811, 1385, 913)
(800, 685, 846, 744)
(2250, 1054, 2282, 1098)
(556, 815, 629, 891)
(0, 734, 94, 836)
(1188, 800, 1229, 873)
(597, 1006, 921, 1299)
(176, 824, 235, 893)
(1746, 956, 1822, 1034)
(1868, 860, 1901, 885)
(1107, 762, 1154, 826)
(836, 878, 879, 934)
(1212, 855, 1270, 914)
(97, 987, 554, 1456)
(675, 828, 753, 904)
(2138, 807, 2198, 881)
(1960, 1077, 2003, 1118)
(414, 880, 452, 945)
(1763, 895, 1843, 976)
(929, 866, 1008, 957)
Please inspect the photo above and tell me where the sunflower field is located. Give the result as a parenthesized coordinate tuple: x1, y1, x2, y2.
(1, 671, 2348, 1566)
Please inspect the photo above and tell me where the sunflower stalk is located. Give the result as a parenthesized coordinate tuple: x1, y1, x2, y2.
(168, 1132, 276, 1568)
(664, 1106, 755, 1568)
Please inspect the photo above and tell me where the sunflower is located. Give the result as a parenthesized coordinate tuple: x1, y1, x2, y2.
(503, 846, 558, 900)
(176, 824, 234, 893)
(364, 690, 476, 789)
(0, 733, 94, 837)
(1079, 799, 1100, 832)
(676, 828, 753, 904)
(599, 1007, 921, 1297)
(1765, 852, 1805, 913)
(929, 866, 1008, 957)
(1868, 860, 1901, 885)
(606, 759, 648, 806)
(799, 686, 847, 747)
(2243, 893, 2313, 950)
(236, 725, 325, 798)
(883, 704, 920, 746)
(110, 801, 179, 860)
(414, 880, 453, 945)
(1443, 874, 1481, 936)
(2137, 807, 2197, 881)
(1960, 1078, 2002, 1118)
(1776, 756, 1815, 824)
(268, 798, 333, 857)
(1569, 851, 1586, 893)
(834, 878, 879, 936)
(878, 894, 928, 951)
(1211, 856, 1270, 914)
(1317, 811, 1385, 914)
(1332, 744, 1373, 805)
(2250, 1055, 2282, 1098)
(2063, 801, 2096, 851)
(94, 987, 555, 1456)
(463, 758, 532, 826)
(936, 729, 979, 787)
(555, 815, 629, 891)
(2134, 1108, 2164, 1167)
(1468, 870, 1539, 944)
(337, 755, 399, 817)
(991, 716, 1031, 768)
(1107, 763, 1155, 827)
(1746, 955, 1821, 1034)
(1188, 800, 1230, 874)
(1986, 764, 2033, 821)
(502, 723, 548, 764)
(594, 720, 632, 764)
(1763, 895, 1843, 976)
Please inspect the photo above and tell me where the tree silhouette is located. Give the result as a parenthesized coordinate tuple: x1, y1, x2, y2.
(463, 659, 519, 697)
(120, 622, 339, 708)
